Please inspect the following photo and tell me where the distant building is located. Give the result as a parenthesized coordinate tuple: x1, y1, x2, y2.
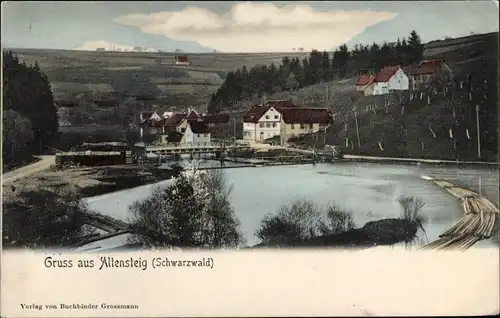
(175, 55, 189, 65)
(364, 65, 409, 96)
(138, 108, 225, 144)
(242, 103, 333, 144)
(96, 48, 106, 51)
(410, 59, 453, 90)
(355, 75, 375, 96)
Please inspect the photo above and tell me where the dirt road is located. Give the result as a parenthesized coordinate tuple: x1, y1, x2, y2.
(2, 156, 55, 186)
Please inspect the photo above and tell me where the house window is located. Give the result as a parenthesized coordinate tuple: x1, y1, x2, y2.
(309, 124, 313, 129)
(300, 124, 305, 129)
(259, 123, 264, 128)
(274, 115, 279, 119)
(272, 123, 277, 127)
(266, 123, 271, 128)
(265, 115, 269, 119)
(181, 128, 186, 133)
(290, 124, 295, 130)
(197, 134, 200, 137)
(260, 132, 264, 138)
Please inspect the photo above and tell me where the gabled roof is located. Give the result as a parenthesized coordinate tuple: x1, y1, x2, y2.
(165, 114, 186, 127)
(243, 105, 272, 123)
(356, 75, 375, 86)
(280, 108, 333, 124)
(189, 121, 210, 134)
(413, 59, 445, 75)
(374, 66, 401, 83)
(186, 110, 201, 120)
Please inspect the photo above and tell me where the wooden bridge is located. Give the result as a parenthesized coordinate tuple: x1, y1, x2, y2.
(145, 144, 248, 156)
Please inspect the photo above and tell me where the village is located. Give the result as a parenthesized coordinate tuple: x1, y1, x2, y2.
(54, 56, 455, 169)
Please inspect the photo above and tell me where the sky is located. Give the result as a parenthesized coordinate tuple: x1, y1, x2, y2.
(2, 1, 499, 53)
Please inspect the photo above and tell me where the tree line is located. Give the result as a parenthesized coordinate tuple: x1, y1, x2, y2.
(208, 30, 424, 114)
(3, 51, 59, 169)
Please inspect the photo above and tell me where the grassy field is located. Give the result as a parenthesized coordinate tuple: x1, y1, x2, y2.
(11, 48, 308, 110)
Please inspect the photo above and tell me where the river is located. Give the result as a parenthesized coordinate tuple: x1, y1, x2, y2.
(80, 161, 499, 251)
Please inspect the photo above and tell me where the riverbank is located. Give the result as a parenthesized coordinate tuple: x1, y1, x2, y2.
(2, 165, 177, 204)
(340, 154, 498, 167)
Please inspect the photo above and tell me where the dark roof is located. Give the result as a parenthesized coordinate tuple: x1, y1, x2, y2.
(151, 118, 167, 127)
(166, 132, 184, 143)
(243, 105, 271, 123)
(140, 112, 153, 119)
(280, 108, 333, 124)
(374, 66, 401, 82)
(356, 75, 374, 86)
(202, 114, 230, 124)
(185, 110, 201, 120)
(413, 59, 445, 75)
(189, 121, 210, 134)
(165, 114, 186, 127)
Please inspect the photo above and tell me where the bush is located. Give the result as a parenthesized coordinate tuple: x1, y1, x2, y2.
(2, 187, 96, 249)
(255, 199, 356, 245)
(128, 167, 244, 249)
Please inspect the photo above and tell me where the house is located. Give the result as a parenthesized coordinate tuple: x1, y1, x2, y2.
(242, 104, 333, 144)
(243, 105, 282, 142)
(410, 59, 453, 91)
(182, 121, 211, 146)
(139, 111, 161, 122)
(365, 65, 409, 96)
(355, 75, 375, 94)
(279, 108, 333, 144)
(175, 55, 189, 65)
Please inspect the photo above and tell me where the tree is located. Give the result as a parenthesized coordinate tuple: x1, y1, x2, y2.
(3, 187, 96, 249)
(2, 110, 34, 167)
(407, 30, 424, 64)
(255, 199, 356, 246)
(3, 51, 58, 153)
(128, 166, 244, 249)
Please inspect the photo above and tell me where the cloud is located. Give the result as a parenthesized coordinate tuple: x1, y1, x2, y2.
(114, 2, 398, 52)
(75, 40, 135, 51)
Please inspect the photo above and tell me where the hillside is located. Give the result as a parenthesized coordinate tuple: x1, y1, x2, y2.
(258, 32, 499, 162)
(11, 49, 309, 110)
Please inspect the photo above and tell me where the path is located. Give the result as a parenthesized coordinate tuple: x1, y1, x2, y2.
(420, 175, 499, 250)
(2, 156, 55, 186)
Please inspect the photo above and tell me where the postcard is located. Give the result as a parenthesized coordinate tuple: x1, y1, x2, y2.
(1, 1, 499, 316)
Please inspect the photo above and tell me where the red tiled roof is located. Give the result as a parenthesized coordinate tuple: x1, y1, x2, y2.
(374, 65, 401, 83)
(280, 108, 333, 125)
(189, 121, 210, 134)
(356, 75, 374, 86)
(175, 56, 188, 62)
(243, 105, 271, 123)
(413, 59, 444, 75)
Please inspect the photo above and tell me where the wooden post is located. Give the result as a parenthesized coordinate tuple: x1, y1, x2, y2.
(354, 111, 361, 148)
(476, 105, 481, 159)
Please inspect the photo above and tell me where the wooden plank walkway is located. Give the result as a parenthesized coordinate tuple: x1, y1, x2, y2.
(419, 176, 499, 251)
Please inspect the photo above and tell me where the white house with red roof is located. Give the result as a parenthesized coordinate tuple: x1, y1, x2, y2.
(410, 59, 453, 90)
(355, 75, 375, 95)
(242, 102, 333, 144)
(364, 65, 409, 96)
